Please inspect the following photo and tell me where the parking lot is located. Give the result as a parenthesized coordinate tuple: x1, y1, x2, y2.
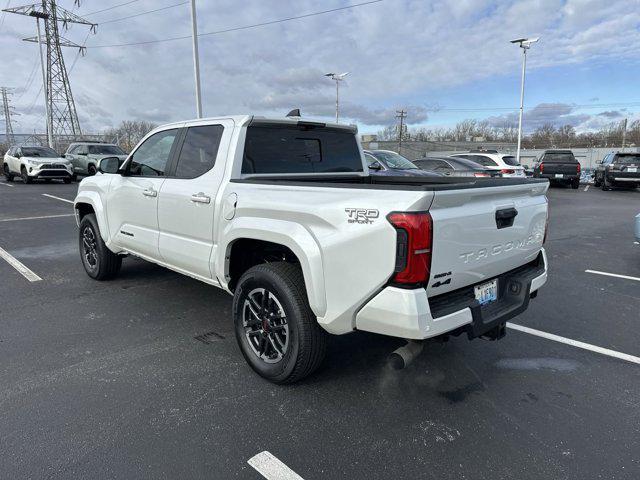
(0, 179, 638, 479)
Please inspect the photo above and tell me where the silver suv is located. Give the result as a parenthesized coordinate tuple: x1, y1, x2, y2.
(65, 142, 127, 176)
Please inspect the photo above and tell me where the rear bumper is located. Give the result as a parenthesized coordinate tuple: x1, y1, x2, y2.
(606, 173, 640, 183)
(355, 249, 547, 340)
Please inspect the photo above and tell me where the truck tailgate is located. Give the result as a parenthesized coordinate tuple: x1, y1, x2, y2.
(542, 162, 579, 175)
(427, 182, 548, 297)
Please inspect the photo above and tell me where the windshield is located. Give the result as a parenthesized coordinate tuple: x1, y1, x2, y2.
(21, 147, 59, 157)
(371, 151, 418, 169)
(542, 152, 576, 163)
(502, 155, 520, 166)
(88, 145, 125, 155)
(613, 154, 640, 164)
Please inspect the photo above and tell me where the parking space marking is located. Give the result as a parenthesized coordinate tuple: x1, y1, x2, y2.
(585, 269, 640, 283)
(506, 323, 640, 365)
(583, 185, 589, 191)
(0, 182, 14, 187)
(0, 245, 42, 282)
(248, 451, 304, 480)
(42, 193, 74, 204)
(0, 213, 75, 223)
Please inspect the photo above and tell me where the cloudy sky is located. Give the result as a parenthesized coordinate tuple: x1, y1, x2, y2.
(1, 0, 639, 135)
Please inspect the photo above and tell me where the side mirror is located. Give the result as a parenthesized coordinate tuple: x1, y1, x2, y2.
(98, 156, 122, 174)
(368, 161, 382, 171)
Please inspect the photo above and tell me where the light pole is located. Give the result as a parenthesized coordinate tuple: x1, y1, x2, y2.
(511, 37, 539, 164)
(190, 0, 202, 118)
(325, 72, 349, 123)
(29, 10, 54, 148)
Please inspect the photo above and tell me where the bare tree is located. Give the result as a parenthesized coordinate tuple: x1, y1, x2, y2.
(104, 120, 158, 153)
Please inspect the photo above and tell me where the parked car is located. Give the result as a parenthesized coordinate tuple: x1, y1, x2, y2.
(413, 156, 499, 177)
(363, 149, 441, 177)
(3, 145, 74, 183)
(449, 151, 526, 177)
(533, 150, 581, 189)
(65, 142, 128, 176)
(593, 152, 640, 190)
(74, 115, 548, 384)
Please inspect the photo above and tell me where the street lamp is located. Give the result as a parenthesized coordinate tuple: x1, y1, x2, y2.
(511, 37, 539, 164)
(325, 72, 349, 123)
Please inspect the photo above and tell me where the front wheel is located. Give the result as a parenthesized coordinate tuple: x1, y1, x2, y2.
(21, 167, 32, 184)
(79, 214, 122, 280)
(571, 179, 580, 189)
(63, 177, 72, 184)
(232, 262, 327, 384)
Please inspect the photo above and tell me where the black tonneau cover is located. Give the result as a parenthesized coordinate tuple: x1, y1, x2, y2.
(232, 174, 548, 191)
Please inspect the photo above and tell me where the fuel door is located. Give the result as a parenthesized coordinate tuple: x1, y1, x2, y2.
(223, 192, 238, 220)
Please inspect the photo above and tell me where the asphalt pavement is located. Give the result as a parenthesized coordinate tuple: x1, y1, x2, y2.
(0, 178, 638, 479)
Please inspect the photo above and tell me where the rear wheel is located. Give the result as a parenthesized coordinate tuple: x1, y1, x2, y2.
(3, 163, 14, 181)
(21, 167, 32, 184)
(232, 262, 326, 384)
(79, 214, 122, 280)
(571, 178, 580, 189)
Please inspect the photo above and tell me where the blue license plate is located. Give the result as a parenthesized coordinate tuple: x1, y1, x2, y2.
(474, 279, 498, 305)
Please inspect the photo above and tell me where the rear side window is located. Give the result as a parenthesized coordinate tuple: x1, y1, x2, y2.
(464, 155, 498, 167)
(242, 124, 363, 174)
(502, 155, 519, 166)
(174, 125, 224, 178)
(542, 152, 576, 163)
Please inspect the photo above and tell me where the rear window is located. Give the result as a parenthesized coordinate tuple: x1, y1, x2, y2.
(502, 155, 519, 166)
(613, 154, 640, 164)
(242, 124, 363, 174)
(542, 152, 576, 163)
(458, 154, 498, 167)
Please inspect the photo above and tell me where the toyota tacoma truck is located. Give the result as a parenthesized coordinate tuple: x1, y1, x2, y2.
(74, 115, 549, 384)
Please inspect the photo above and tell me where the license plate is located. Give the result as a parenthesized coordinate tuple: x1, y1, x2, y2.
(628, 167, 637, 173)
(474, 279, 498, 306)
(555, 173, 563, 178)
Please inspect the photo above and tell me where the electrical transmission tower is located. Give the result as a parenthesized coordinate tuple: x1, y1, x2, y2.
(1, 87, 18, 146)
(3, 1, 96, 149)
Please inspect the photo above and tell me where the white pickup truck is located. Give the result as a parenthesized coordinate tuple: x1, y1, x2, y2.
(74, 115, 549, 383)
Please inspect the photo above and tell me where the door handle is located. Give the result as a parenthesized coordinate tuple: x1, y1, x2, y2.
(142, 188, 157, 197)
(190, 192, 211, 204)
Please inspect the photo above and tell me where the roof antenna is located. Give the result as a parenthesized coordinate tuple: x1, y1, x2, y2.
(286, 108, 301, 118)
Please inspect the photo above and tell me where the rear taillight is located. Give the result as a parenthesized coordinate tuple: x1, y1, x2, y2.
(474, 172, 490, 177)
(540, 163, 544, 173)
(576, 163, 581, 174)
(387, 212, 433, 287)
(501, 169, 515, 174)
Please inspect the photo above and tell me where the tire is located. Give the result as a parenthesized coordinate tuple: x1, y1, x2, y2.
(44, 178, 52, 183)
(232, 262, 327, 384)
(87, 164, 97, 176)
(21, 167, 32, 184)
(63, 177, 72, 184)
(79, 214, 122, 280)
(602, 175, 611, 191)
(3, 163, 14, 182)
(571, 179, 579, 189)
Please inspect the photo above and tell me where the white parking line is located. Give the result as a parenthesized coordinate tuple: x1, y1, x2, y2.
(0, 245, 42, 282)
(585, 269, 640, 283)
(248, 451, 304, 480)
(0, 213, 75, 223)
(583, 185, 590, 191)
(0, 182, 14, 187)
(42, 193, 74, 204)
(506, 323, 640, 365)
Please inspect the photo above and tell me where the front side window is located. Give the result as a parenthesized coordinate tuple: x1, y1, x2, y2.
(364, 153, 380, 167)
(174, 125, 224, 178)
(127, 129, 178, 177)
(242, 124, 363, 174)
(371, 151, 418, 169)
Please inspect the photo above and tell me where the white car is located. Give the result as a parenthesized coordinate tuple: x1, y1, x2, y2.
(74, 115, 548, 383)
(3, 145, 74, 183)
(450, 151, 526, 177)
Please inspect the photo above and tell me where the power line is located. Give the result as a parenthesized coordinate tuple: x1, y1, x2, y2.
(88, 0, 384, 48)
(432, 102, 640, 113)
(82, 0, 142, 17)
(100, 1, 187, 25)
